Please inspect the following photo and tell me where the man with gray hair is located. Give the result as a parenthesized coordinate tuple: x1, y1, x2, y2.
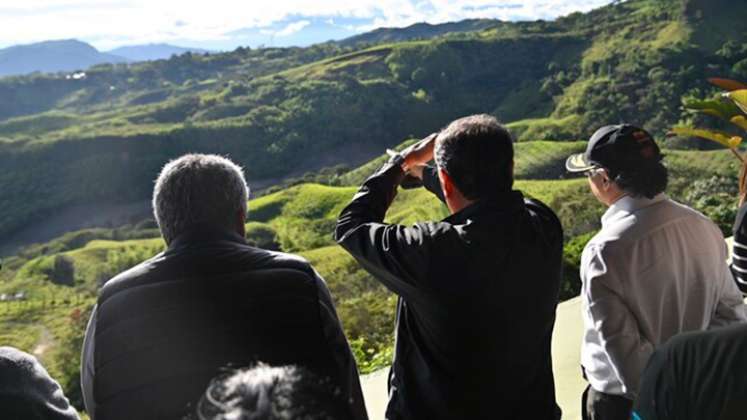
(81, 154, 367, 420)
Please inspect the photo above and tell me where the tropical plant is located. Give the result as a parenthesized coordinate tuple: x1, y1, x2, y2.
(670, 77, 747, 162)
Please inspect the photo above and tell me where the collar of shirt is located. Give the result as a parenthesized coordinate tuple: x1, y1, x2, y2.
(601, 193, 668, 228)
(168, 224, 248, 251)
(444, 190, 526, 224)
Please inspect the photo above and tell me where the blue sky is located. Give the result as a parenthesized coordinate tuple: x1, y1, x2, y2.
(0, 0, 614, 51)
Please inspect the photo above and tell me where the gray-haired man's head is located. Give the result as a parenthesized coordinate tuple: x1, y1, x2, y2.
(153, 154, 249, 244)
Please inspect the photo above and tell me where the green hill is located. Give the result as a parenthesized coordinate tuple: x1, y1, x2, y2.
(2, 0, 746, 244)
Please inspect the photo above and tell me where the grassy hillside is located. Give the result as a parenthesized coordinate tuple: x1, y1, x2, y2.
(2, 0, 746, 244)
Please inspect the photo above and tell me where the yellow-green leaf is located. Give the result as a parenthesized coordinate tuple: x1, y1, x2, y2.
(670, 126, 743, 148)
(725, 90, 747, 115)
(708, 77, 747, 92)
(731, 115, 747, 131)
(702, 109, 726, 118)
(683, 97, 742, 121)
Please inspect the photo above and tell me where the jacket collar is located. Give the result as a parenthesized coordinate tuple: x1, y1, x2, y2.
(444, 190, 526, 223)
(167, 225, 247, 251)
(601, 193, 667, 228)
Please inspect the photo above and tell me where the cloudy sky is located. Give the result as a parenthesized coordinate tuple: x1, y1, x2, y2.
(0, 0, 614, 51)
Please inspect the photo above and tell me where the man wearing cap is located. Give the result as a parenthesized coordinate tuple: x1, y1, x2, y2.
(566, 124, 747, 420)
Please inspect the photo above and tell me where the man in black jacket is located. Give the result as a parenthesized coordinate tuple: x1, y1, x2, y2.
(634, 324, 747, 420)
(335, 114, 564, 419)
(81, 154, 366, 420)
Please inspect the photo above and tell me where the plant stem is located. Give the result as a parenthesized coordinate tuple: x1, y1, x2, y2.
(730, 148, 744, 163)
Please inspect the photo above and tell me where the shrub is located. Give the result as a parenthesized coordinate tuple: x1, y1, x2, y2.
(684, 176, 739, 235)
(49, 255, 75, 286)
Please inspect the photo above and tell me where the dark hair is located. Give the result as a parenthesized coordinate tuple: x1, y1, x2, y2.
(195, 364, 347, 420)
(609, 160, 668, 199)
(434, 114, 514, 200)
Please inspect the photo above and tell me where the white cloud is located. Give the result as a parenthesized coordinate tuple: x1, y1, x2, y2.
(0, 0, 613, 50)
(276, 20, 312, 37)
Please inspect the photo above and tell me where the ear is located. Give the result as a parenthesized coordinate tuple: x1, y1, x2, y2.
(599, 169, 611, 188)
(438, 168, 454, 198)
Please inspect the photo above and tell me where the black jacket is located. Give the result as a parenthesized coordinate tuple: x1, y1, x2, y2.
(634, 323, 747, 420)
(83, 228, 367, 420)
(335, 164, 563, 420)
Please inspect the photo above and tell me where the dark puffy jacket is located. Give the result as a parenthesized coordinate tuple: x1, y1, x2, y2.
(82, 228, 367, 420)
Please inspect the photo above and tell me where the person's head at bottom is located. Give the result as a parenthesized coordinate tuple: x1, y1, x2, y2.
(194, 364, 347, 420)
(0, 347, 80, 420)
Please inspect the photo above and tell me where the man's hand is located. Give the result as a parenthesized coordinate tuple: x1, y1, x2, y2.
(401, 133, 437, 173)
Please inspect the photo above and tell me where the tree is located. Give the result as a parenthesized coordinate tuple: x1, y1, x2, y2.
(50, 255, 75, 286)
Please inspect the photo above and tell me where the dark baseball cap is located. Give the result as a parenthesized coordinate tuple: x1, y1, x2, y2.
(566, 124, 661, 173)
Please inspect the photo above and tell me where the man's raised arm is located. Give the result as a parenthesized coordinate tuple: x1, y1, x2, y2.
(334, 135, 451, 303)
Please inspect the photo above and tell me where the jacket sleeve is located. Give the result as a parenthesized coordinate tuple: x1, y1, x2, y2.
(582, 244, 654, 399)
(334, 163, 448, 305)
(311, 269, 368, 420)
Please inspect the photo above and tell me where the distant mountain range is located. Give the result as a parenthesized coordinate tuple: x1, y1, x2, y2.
(107, 43, 211, 62)
(0, 40, 126, 78)
(0, 19, 509, 78)
(0, 19, 514, 79)
(0, 40, 212, 78)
